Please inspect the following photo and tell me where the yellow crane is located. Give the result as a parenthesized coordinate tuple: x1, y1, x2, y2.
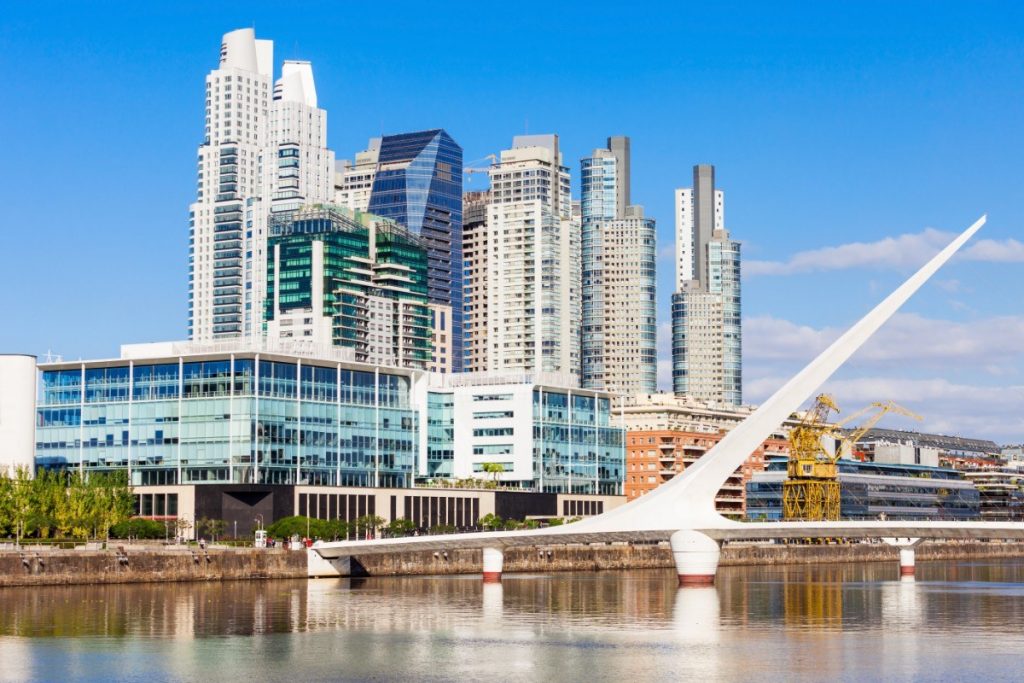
(782, 395, 922, 521)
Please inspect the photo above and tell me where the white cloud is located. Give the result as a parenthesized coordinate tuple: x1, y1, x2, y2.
(657, 244, 675, 262)
(745, 313, 1024, 367)
(746, 228, 1024, 277)
(744, 375, 1024, 443)
(963, 237, 1024, 262)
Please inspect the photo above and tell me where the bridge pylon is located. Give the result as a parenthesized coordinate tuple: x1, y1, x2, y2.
(671, 530, 722, 586)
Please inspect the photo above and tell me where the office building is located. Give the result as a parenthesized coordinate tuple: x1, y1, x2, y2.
(189, 29, 334, 342)
(264, 205, 432, 369)
(671, 165, 742, 404)
(483, 135, 580, 382)
(580, 136, 656, 394)
(746, 459, 981, 521)
(426, 372, 625, 495)
(362, 130, 464, 373)
(32, 342, 624, 497)
(462, 191, 491, 372)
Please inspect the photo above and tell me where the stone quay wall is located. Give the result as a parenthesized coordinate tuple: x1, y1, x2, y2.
(3, 541, 1024, 586)
(0, 547, 307, 588)
(345, 540, 1024, 577)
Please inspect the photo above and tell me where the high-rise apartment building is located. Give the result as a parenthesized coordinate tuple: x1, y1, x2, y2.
(462, 190, 491, 372)
(189, 28, 334, 342)
(333, 138, 380, 212)
(580, 137, 657, 395)
(671, 165, 742, 405)
(482, 135, 580, 382)
(362, 130, 464, 373)
(264, 206, 432, 369)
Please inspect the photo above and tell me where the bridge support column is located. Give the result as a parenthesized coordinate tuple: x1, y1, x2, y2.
(883, 537, 922, 577)
(482, 547, 504, 583)
(671, 530, 721, 586)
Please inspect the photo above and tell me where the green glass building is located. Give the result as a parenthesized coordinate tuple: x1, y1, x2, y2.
(265, 206, 432, 369)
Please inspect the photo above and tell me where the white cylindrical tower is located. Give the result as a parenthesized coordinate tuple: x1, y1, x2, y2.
(0, 354, 37, 474)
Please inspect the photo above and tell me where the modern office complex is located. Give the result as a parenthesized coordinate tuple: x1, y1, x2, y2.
(356, 130, 465, 374)
(426, 372, 624, 495)
(189, 29, 334, 342)
(479, 135, 580, 382)
(746, 459, 981, 521)
(264, 205, 432, 369)
(579, 137, 657, 395)
(32, 342, 623, 495)
(671, 164, 742, 405)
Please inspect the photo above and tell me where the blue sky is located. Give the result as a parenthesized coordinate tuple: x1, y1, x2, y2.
(2, 2, 1023, 440)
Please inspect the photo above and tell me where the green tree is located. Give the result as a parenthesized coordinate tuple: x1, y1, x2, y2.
(477, 513, 504, 531)
(480, 462, 505, 485)
(353, 515, 385, 539)
(386, 518, 417, 537)
(267, 516, 318, 540)
(8, 466, 37, 545)
(111, 518, 166, 539)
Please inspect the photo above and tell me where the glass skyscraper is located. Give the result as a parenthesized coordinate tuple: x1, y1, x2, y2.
(579, 137, 657, 395)
(367, 130, 464, 372)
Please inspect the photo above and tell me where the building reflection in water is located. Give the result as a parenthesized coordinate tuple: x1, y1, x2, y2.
(3, 558, 1024, 682)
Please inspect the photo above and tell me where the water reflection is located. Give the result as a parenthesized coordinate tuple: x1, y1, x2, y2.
(3, 560, 1024, 681)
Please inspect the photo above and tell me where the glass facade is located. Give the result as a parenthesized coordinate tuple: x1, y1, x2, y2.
(36, 357, 418, 488)
(367, 130, 464, 371)
(426, 392, 454, 477)
(266, 207, 432, 368)
(746, 461, 981, 521)
(532, 390, 623, 495)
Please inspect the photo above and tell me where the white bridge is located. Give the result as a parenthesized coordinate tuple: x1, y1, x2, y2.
(315, 215, 1024, 584)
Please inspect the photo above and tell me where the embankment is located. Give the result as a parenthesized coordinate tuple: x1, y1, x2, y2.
(3, 541, 1024, 586)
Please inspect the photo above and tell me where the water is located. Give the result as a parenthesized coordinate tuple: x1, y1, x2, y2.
(2, 559, 1023, 682)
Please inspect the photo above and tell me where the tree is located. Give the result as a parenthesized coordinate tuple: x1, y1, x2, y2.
(477, 513, 504, 531)
(480, 463, 505, 487)
(386, 518, 416, 537)
(353, 515, 385, 539)
(8, 466, 37, 546)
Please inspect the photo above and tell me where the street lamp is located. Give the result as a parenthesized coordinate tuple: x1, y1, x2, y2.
(254, 514, 264, 531)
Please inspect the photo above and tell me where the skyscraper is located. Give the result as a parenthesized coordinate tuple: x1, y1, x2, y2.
(478, 135, 580, 381)
(580, 137, 657, 395)
(672, 165, 742, 405)
(462, 190, 491, 372)
(189, 28, 334, 342)
(364, 130, 463, 373)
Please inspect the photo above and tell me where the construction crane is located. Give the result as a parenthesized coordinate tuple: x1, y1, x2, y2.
(782, 394, 922, 521)
(464, 154, 497, 183)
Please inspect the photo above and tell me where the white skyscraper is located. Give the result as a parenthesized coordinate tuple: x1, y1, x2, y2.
(482, 135, 580, 382)
(672, 165, 741, 405)
(189, 28, 334, 341)
(674, 175, 724, 288)
(580, 136, 657, 395)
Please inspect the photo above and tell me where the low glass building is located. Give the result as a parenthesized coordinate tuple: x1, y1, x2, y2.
(35, 343, 625, 496)
(746, 459, 981, 521)
(36, 342, 418, 488)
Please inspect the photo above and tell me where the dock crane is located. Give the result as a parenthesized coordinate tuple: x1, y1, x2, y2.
(782, 395, 923, 521)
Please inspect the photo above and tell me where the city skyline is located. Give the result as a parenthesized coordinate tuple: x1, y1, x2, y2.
(3, 3, 1024, 440)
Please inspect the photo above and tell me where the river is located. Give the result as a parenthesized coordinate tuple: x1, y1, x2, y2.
(1, 559, 1023, 682)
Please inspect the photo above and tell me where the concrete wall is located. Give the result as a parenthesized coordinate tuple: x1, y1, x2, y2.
(6, 541, 1024, 586)
(0, 548, 307, 588)
(0, 354, 36, 474)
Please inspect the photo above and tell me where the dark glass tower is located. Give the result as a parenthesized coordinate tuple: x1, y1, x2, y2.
(368, 129, 464, 372)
